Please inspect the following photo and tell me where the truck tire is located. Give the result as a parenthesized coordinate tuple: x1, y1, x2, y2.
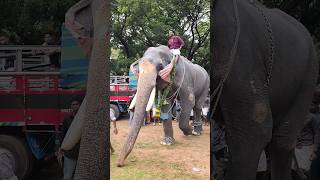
(0, 135, 34, 180)
(110, 104, 120, 120)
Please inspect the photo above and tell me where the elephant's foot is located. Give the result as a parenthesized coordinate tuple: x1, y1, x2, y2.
(192, 130, 201, 136)
(192, 125, 202, 136)
(179, 126, 193, 136)
(160, 136, 175, 146)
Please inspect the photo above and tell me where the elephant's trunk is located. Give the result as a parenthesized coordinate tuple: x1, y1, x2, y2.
(117, 60, 157, 167)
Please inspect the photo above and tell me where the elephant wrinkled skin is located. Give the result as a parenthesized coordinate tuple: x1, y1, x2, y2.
(211, 0, 318, 180)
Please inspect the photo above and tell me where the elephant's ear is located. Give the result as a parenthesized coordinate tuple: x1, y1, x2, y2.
(159, 57, 171, 69)
(130, 60, 140, 75)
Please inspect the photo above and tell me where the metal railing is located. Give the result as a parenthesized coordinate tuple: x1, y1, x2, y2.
(110, 76, 129, 84)
(0, 45, 60, 72)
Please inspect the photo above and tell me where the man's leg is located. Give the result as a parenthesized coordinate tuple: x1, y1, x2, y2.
(110, 142, 115, 154)
(160, 105, 175, 145)
(63, 156, 77, 180)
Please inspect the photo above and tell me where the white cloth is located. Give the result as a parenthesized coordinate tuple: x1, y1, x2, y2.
(257, 151, 267, 172)
(292, 146, 312, 171)
(202, 107, 209, 116)
(110, 109, 116, 121)
(170, 49, 181, 55)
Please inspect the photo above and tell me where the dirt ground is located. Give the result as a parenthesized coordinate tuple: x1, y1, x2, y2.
(110, 118, 210, 180)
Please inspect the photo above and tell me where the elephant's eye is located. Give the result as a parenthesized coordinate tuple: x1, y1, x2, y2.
(156, 64, 163, 71)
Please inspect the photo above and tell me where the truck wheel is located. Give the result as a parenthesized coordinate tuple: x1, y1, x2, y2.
(110, 104, 120, 120)
(0, 135, 34, 180)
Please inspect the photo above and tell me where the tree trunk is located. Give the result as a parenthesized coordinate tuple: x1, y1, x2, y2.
(73, 0, 110, 179)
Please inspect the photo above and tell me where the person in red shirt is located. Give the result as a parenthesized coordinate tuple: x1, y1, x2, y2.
(159, 30, 185, 82)
(167, 30, 184, 55)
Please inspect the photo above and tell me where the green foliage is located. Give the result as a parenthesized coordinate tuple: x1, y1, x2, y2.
(0, 0, 78, 44)
(111, 0, 210, 74)
(110, 53, 135, 75)
(1, 0, 320, 74)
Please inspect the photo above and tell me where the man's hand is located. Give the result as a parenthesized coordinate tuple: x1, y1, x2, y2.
(113, 128, 118, 135)
(56, 148, 64, 166)
(310, 151, 317, 160)
(159, 63, 173, 82)
(310, 145, 318, 160)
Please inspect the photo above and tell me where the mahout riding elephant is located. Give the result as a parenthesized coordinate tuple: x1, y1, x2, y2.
(117, 45, 210, 167)
(211, 0, 318, 180)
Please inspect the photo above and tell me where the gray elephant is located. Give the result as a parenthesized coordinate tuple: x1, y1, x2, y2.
(211, 0, 318, 180)
(117, 45, 210, 167)
(61, 0, 110, 179)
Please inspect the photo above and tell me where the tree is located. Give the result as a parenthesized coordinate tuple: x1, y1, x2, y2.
(0, 0, 78, 44)
(111, 0, 210, 74)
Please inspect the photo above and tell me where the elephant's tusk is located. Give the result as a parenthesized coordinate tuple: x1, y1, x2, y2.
(129, 94, 137, 110)
(146, 87, 156, 112)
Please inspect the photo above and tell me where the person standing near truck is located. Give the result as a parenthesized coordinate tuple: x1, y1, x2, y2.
(57, 96, 82, 180)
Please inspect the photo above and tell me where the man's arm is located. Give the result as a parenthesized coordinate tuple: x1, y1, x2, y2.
(60, 119, 67, 143)
(112, 120, 118, 135)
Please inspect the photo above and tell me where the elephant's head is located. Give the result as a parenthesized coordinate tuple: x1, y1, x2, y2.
(117, 45, 173, 167)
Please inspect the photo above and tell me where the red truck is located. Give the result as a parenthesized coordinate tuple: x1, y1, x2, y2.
(0, 45, 135, 179)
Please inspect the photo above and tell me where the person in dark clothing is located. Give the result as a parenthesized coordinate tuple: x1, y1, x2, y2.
(309, 103, 320, 180)
(41, 33, 61, 71)
(212, 122, 228, 180)
(310, 145, 320, 180)
(57, 96, 82, 180)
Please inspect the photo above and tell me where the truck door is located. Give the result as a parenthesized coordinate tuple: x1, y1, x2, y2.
(25, 74, 60, 125)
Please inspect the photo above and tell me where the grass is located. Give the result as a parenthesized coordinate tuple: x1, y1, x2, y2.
(110, 147, 200, 180)
(110, 120, 209, 180)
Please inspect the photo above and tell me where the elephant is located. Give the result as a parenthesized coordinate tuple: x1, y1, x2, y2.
(117, 45, 210, 167)
(211, 0, 318, 180)
(60, 0, 110, 179)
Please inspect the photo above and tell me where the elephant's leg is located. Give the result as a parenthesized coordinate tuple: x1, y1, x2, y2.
(178, 91, 195, 136)
(270, 97, 313, 179)
(192, 89, 208, 135)
(191, 107, 202, 135)
(269, 57, 316, 180)
(223, 100, 273, 180)
(160, 104, 175, 145)
(269, 106, 308, 180)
